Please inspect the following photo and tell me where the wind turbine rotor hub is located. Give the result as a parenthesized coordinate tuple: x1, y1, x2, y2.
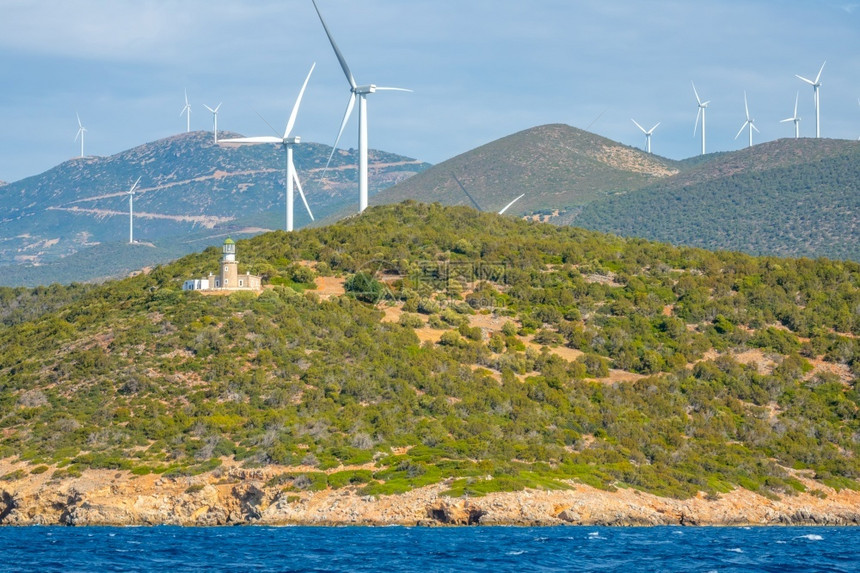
(284, 136, 301, 145)
(355, 85, 376, 94)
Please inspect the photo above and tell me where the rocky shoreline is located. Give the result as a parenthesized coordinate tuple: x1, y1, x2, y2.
(1, 461, 859, 527)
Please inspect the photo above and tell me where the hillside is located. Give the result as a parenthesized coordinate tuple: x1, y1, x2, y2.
(0, 131, 429, 284)
(1, 202, 860, 524)
(574, 138, 860, 260)
(371, 124, 683, 217)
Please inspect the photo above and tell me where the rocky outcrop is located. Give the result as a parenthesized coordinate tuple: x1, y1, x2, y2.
(1, 460, 859, 527)
(424, 500, 486, 525)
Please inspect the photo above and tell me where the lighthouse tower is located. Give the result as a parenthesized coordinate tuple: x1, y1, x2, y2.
(182, 237, 262, 292)
(220, 237, 238, 289)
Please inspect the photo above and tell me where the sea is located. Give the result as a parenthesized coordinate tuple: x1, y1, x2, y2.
(0, 526, 856, 572)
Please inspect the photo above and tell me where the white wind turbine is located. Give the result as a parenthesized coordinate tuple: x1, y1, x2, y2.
(735, 91, 759, 148)
(780, 92, 801, 138)
(312, 0, 412, 214)
(631, 119, 660, 153)
(498, 194, 525, 215)
(451, 174, 525, 215)
(75, 113, 87, 158)
(692, 81, 710, 155)
(204, 103, 222, 143)
(126, 176, 141, 244)
(180, 89, 192, 133)
(796, 61, 825, 138)
(219, 64, 316, 232)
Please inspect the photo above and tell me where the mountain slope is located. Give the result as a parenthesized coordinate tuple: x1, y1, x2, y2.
(2, 202, 859, 503)
(0, 131, 429, 281)
(574, 138, 860, 260)
(371, 124, 683, 216)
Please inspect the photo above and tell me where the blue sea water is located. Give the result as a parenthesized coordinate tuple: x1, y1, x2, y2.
(0, 526, 856, 572)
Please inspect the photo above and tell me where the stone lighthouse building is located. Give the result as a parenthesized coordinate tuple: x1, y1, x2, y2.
(182, 238, 262, 292)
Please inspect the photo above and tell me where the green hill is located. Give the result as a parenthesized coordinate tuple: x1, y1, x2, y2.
(574, 138, 860, 260)
(371, 124, 684, 217)
(2, 202, 859, 500)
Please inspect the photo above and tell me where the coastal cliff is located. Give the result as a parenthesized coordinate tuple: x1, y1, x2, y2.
(2, 461, 858, 527)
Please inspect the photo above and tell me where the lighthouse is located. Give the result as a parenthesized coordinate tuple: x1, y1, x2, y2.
(220, 237, 238, 289)
(182, 237, 262, 292)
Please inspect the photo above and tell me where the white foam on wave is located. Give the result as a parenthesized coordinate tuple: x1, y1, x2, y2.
(797, 534, 823, 541)
(727, 548, 743, 553)
(506, 550, 525, 556)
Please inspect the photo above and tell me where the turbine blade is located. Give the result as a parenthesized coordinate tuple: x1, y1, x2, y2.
(219, 136, 283, 145)
(284, 62, 316, 139)
(780, 118, 794, 123)
(744, 91, 750, 119)
(323, 93, 356, 175)
(311, 0, 357, 89)
(452, 173, 484, 211)
(76, 112, 82, 128)
(631, 119, 646, 133)
(796, 74, 815, 86)
(752, 123, 760, 134)
(794, 92, 799, 117)
(649, 122, 660, 133)
(256, 111, 282, 138)
(815, 60, 826, 83)
(130, 176, 141, 193)
(735, 122, 747, 140)
(691, 81, 701, 105)
(374, 87, 413, 92)
(204, 104, 215, 113)
(694, 107, 702, 135)
(498, 194, 525, 215)
(293, 170, 314, 221)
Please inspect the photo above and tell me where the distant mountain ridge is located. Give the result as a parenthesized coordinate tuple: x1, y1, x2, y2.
(372, 124, 683, 216)
(574, 138, 860, 260)
(0, 131, 429, 285)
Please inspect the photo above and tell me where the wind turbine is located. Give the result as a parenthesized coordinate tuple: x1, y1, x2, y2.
(180, 89, 192, 133)
(780, 92, 801, 138)
(452, 174, 524, 215)
(498, 194, 525, 215)
(692, 81, 710, 155)
(219, 64, 316, 232)
(735, 91, 759, 148)
(75, 113, 87, 158)
(796, 61, 825, 138)
(312, 0, 411, 214)
(126, 176, 141, 244)
(631, 119, 660, 153)
(204, 103, 222, 143)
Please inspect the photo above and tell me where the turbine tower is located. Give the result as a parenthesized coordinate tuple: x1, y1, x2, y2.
(180, 89, 192, 133)
(796, 61, 825, 138)
(204, 103, 222, 143)
(631, 119, 660, 153)
(75, 113, 87, 158)
(780, 92, 801, 138)
(220, 64, 316, 232)
(692, 81, 710, 155)
(127, 176, 141, 244)
(312, 0, 411, 214)
(735, 91, 759, 148)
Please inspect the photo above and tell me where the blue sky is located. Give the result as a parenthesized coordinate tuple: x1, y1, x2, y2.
(0, 0, 858, 183)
